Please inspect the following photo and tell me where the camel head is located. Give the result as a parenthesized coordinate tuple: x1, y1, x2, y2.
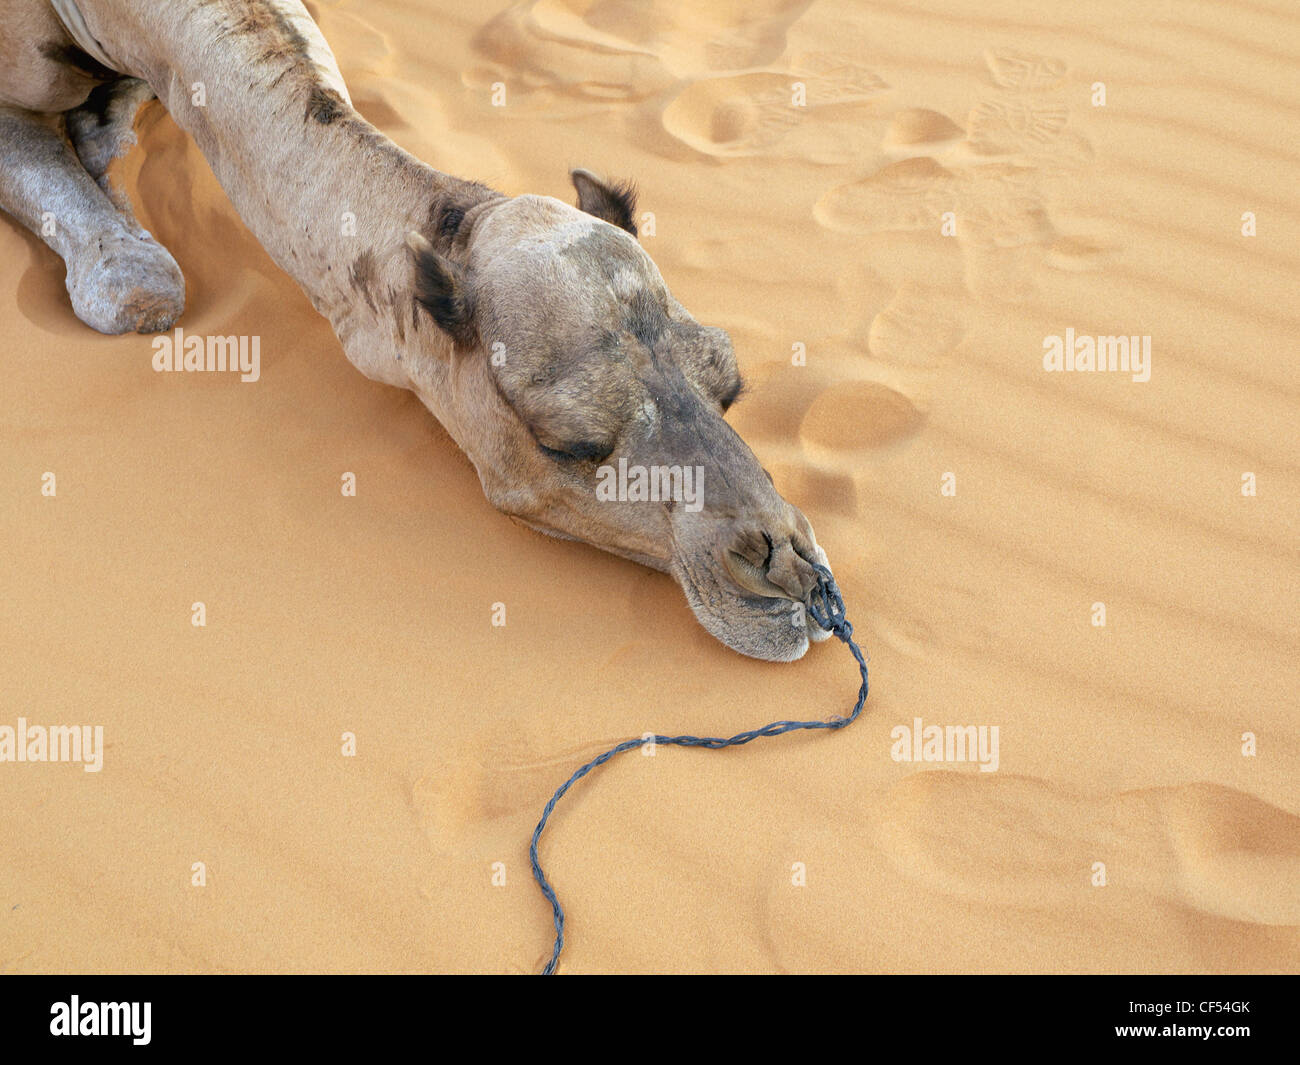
(404, 170, 833, 661)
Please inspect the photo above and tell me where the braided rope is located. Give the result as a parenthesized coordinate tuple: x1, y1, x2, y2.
(528, 563, 869, 974)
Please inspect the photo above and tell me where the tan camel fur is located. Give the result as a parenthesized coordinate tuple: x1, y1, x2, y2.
(0, 0, 835, 660)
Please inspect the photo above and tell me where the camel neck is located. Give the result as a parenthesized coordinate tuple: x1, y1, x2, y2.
(81, 0, 497, 379)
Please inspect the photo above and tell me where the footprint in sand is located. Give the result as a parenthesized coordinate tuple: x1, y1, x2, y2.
(815, 149, 1058, 247)
(736, 355, 928, 462)
(866, 283, 965, 369)
(813, 51, 1096, 295)
(872, 773, 1096, 906)
(872, 773, 1300, 925)
(1155, 783, 1300, 926)
(728, 361, 920, 516)
(552, 0, 817, 74)
(983, 48, 1068, 92)
(814, 158, 1058, 298)
(799, 381, 925, 457)
(956, 168, 1056, 248)
(966, 52, 1093, 171)
(467, 0, 817, 108)
(468, 2, 677, 105)
(966, 99, 1069, 157)
(662, 73, 807, 157)
(762, 461, 860, 518)
(661, 54, 888, 160)
(883, 108, 965, 156)
(787, 50, 892, 103)
(755, 773, 1300, 971)
(795, 285, 964, 461)
(731, 286, 961, 501)
(814, 156, 958, 234)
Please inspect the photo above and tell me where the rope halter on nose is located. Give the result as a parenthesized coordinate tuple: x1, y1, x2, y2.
(528, 562, 870, 975)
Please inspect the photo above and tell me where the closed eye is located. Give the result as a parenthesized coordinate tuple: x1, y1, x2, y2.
(719, 374, 745, 413)
(538, 440, 613, 463)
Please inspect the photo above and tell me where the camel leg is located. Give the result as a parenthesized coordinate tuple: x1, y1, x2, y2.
(0, 97, 184, 334)
(65, 79, 160, 226)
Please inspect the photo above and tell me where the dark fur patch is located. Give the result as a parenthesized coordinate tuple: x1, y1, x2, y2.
(599, 178, 639, 236)
(539, 439, 611, 463)
(39, 41, 117, 82)
(224, 4, 277, 38)
(572, 170, 639, 236)
(437, 205, 465, 240)
(214, 1, 346, 126)
(307, 85, 345, 124)
(411, 244, 474, 345)
(566, 440, 613, 461)
(348, 250, 378, 311)
(420, 185, 500, 251)
(258, 43, 296, 64)
(391, 293, 407, 345)
(74, 82, 120, 129)
(719, 374, 746, 412)
(626, 290, 669, 347)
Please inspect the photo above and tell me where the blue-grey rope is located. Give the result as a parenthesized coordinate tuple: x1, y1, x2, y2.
(528, 562, 868, 974)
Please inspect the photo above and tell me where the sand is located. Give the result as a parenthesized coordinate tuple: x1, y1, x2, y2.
(1, 0, 1297, 974)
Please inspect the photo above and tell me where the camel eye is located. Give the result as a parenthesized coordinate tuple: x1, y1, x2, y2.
(539, 440, 612, 463)
(718, 374, 745, 413)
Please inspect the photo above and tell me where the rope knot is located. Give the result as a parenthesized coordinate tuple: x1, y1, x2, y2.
(807, 563, 848, 635)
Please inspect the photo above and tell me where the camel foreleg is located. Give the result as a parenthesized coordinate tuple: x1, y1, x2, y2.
(0, 94, 184, 334)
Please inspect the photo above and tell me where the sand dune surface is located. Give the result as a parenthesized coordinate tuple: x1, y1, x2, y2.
(1, 0, 1297, 973)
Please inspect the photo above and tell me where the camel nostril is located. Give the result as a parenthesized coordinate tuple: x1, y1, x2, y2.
(723, 547, 766, 596)
(726, 526, 771, 571)
(765, 538, 816, 601)
(723, 529, 815, 602)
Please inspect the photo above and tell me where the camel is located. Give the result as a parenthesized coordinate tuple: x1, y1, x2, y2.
(0, 0, 836, 661)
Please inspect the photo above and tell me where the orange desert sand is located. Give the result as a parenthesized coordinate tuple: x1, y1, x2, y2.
(2, 0, 1298, 973)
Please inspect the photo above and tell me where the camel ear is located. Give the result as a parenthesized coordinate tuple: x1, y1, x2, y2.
(406, 232, 475, 345)
(570, 168, 638, 236)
